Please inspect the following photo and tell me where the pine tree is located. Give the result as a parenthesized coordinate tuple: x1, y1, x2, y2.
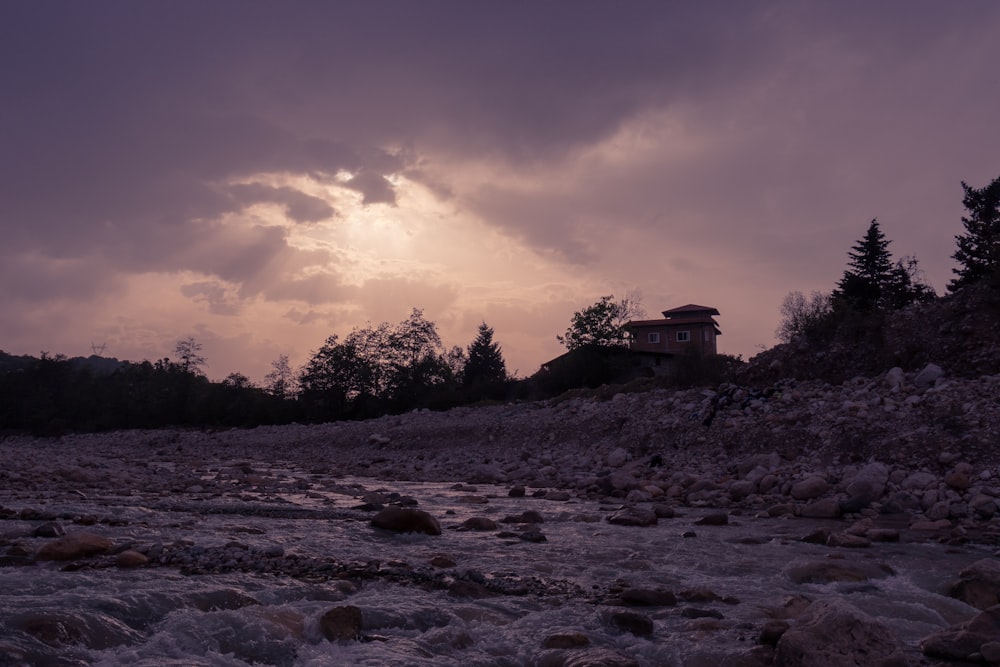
(463, 322, 507, 388)
(950, 175, 1000, 291)
(834, 219, 894, 311)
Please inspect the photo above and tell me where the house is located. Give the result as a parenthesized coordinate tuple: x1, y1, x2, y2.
(625, 304, 721, 356)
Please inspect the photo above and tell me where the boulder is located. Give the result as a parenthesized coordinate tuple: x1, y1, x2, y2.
(798, 497, 841, 519)
(371, 507, 441, 535)
(459, 517, 497, 531)
(949, 559, 1000, 610)
(320, 605, 363, 641)
(34, 532, 114, 561)
(841, 462, 889, 512)
(913, 363, 943, 389)
(606, 506, 658, 527)
(784, 559, 894, 584)
(606, 610, 654, 637)
(619, 587, 677, 607)
(775, 598, 907, 667)
(791, 476, 829, 500)
(921, 605, 1000, 663)
(607, 447, 629, 467)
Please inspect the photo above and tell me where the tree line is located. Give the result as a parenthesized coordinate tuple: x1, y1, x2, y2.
(777, 174, 1000, 344)
(0, 314, 514, 435)
(4, 174, 997, 435)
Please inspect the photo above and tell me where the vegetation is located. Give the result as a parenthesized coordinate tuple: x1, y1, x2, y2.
(6, 173, 1000, 433)
(950, 175, 1000, 291)
(556, 293, 645, 350)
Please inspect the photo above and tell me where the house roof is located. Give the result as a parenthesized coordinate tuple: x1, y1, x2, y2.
(661, 304, 720, 317)
(626, 317, 719, 328)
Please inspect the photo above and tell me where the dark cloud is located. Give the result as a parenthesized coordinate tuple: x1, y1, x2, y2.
(2, 1, 999, 377)
(343, 171, 397, 206)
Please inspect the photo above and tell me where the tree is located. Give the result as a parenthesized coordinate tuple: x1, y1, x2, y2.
(833, 219, 934, 311)
(463, 322, 507, 387)
(174, 336, 207, 376)
(833, 219, 894, 311)
(775, 290, 834, 343)
(299, 308, 453, 416)
(950, 175, 1000, 291)
(557, 293, 645, 350)
(263, 354, 295, 399)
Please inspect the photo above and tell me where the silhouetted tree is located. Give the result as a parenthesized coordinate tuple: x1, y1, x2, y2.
(174, 336, 207, 376)
(557, 293, 645, 350)
(833, 219, 934, 311)
(463, 322, 507, 388)
(263, 354, 296, 399)
(950, 175, 1000, 291)
(775, 291, 834, 343)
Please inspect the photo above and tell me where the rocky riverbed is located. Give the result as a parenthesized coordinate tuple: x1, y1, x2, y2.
(2, 364, 1000, 665)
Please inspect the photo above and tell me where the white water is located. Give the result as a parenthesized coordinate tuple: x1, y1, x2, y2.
(0, 469, 990, 666)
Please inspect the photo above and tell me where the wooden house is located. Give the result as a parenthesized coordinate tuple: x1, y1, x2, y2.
(625, 304, 721, 356)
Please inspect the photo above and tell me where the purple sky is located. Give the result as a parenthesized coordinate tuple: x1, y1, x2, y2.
(2, 1, 999, 381)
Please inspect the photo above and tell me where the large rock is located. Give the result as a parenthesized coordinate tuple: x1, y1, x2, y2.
(790, 475, 829, 500)
(784, 559, 895, 584)
(841, 462, 889, 512)
(949, 559, 1000, 610)
(371, 507, 441, 535)
(913, 363, 944, 389)
(34, 532, 114, 561)
(775, 598, 907, 667)
(606, 506, 658, 527)
(921, 605, 1000, 662)
(320, 605, 363, 641)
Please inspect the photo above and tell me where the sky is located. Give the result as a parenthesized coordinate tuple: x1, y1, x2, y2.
(2, 1, 999, 382)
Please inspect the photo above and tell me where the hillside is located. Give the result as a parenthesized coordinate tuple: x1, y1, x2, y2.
(741, 281, 1000, 386)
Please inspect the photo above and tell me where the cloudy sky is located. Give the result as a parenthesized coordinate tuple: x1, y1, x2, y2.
(2, 1, 999, 381)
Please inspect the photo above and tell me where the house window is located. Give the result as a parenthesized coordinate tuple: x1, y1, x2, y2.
(704, 329, 711, 341)
(647, 332, 660, 344)
(676, 331, 690, 342)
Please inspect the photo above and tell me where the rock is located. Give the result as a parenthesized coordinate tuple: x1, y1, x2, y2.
(508, 485, 526, 497)
(884, 367, 905, 390)
(826, 532, 871, 548)
(760, 620, 790, 646)
(784, 559, 895, 584)
(949, 559, 1000, 610)
(34, 532, 114, 561)
(606, 506, 658, 527)
(900, 471, 938, 491)
(501, 510, 544, 524)
(945, 468, 972, 490)
(545, 490, 571, 501)
(542, 632, 590, 649)
(798, 497, 841, 518)
(921, 605, 1000, 663)
(606, 610, 654, 637)
(790, 476, 829, 500)
(607, 447, 629, 468)
(459, 517, 497, 531)
(32, 522, 65, 538)
(913, 363, 944, 389)
(371, 507, 441, 535)
(428, 555, 456, 568)
(116, 550, 149, 567)
(320, 605, 363, 641)
(694, 512, 728, 526)
(841, 462, 889, 512)
(775, 598, 907, 667)
(619, 588, 677, 606)
(729, 480, 755, 500)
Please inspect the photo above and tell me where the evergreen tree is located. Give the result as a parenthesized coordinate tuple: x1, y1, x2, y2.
(950, 175, 1000, 291)
(833, 219, 933, 311)
(463, 322, 507, 387)
(834, 219, 894, 311)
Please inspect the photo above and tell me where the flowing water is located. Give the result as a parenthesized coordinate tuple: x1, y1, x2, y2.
(0, 465, 991, 666)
